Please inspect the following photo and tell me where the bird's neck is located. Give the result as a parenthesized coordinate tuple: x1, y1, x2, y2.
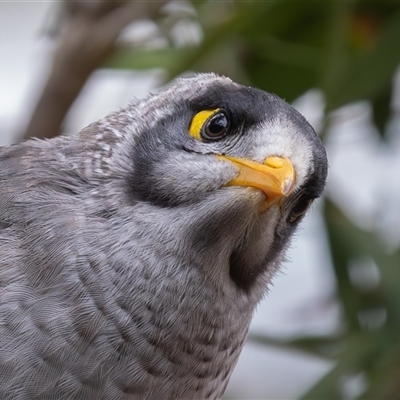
(94, 204, 259, 398)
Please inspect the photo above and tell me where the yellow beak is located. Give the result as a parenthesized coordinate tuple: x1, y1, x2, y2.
(217, 155, 295, 207)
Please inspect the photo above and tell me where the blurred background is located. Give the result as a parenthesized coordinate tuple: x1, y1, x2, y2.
(1, 1, 400, 399)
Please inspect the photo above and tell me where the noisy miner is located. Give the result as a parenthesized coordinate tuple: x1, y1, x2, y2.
(0, 73, 327, 399)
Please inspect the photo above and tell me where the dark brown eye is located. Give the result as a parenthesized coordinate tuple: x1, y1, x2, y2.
(202, 112, 229, 140)
(289, 198, 313, 223)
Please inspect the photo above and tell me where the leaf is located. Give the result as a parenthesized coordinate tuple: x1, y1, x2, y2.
(324, 200, 364, 331)
(359, 349, 400, 400)
(328, 8, 400, 110)
(315, 199, 400, 398)
(370, 83, 393, 137)
(245, 57, 319, 103)
(105, 48, 193, 72)
(248, 332, 345, 359)
(301, 331, 389, 399)
(163, 0, 282, 80)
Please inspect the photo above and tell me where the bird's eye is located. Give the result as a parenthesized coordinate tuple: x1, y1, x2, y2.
(202, 112, 229, 140)
(188, 109, 230, 141)
(289, 198, 313, 223)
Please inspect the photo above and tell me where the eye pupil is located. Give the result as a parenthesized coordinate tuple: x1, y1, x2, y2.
(203, 112, 229, 139)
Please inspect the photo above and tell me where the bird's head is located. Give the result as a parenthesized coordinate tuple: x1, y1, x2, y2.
(98, 74, 327, 297)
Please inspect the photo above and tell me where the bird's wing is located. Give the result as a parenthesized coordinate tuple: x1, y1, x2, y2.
(0, 138, 86, 230)
(0, 139, 98, 396)
(0, 137, 85, 278)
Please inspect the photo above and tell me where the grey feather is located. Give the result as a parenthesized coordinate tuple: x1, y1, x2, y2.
(0, 74, 327, 399)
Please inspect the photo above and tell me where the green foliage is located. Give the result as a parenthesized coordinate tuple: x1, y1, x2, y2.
(106, 1, 400, 397)
(301, 201, 400, 399)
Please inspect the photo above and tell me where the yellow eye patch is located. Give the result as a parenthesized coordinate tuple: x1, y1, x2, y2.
(188, 109, 220, 140)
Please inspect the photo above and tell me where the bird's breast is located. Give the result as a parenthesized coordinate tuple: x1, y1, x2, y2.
(88, 250, 254, 399)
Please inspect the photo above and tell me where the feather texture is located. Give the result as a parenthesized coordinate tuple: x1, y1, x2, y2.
(0, 74, 327, 399)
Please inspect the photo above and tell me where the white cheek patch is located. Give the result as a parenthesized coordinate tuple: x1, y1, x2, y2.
(249, 117, 314, 191)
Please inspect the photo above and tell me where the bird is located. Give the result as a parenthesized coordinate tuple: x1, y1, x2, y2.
(0, 73, 327, 400)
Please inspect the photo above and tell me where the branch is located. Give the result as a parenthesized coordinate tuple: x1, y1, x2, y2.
(22, 0, 167, 142)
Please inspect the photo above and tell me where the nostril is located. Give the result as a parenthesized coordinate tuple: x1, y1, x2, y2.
(264, 156, 285, 169)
